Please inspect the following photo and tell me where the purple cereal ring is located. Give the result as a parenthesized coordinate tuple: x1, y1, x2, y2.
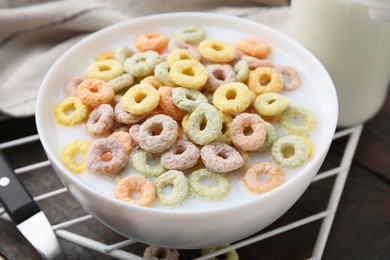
(86, 104, 114, 136)
(230, 113, 267, 151)
(86, 138, 128, 176)
(200, 141, 244, 173)
(241, 55, 273, 70)
(161, 140, 200, 170)
(204, 64, 237, 93)
(137, 114, 178, 153)
(114, 101, 148, 125)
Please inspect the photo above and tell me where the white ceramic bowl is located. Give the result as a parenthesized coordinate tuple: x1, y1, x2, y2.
(36, 12, 338, 249)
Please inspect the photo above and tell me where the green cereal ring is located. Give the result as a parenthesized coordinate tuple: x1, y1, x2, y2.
(169, 60, 208, 91)
(124, 50, 160, 78)
(173, 26, 206, 45)
(254, 92, 290, 117)
(155, 170, 189, 207)
(87, 59, 124, 82)
(108, 73, 134, 92)
(154, 61, 175, 86)
(198, 39, 236, 63)
(234, 60, 250, 83)
(212, 82, 252, 114)
(131, 151, 166, 177)
(167, 48, 198, 67)
(271, 135, 310, 168)
(187, 103, 222, 145)
(172, 87, 208, 112)
(189, 168, 230, 200)
(278, 105, 317, 135)
(256, 122, 278, 152)
(53, 96, 88, 126)
(201, 244, 239, 260)
(216, 112, 233, 144)
(122, 83, 160, 115)
(115, 45, 135, 64)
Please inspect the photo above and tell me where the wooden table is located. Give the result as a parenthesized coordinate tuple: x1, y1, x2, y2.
(0, 91, 389, 259)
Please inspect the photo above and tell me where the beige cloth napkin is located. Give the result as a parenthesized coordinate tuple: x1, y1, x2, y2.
(0, 0, 290, 117)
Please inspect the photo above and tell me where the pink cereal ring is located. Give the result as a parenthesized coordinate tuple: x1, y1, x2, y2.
(86, 138, 128, 176)
(201, 141, 244, 173)
(65, 75, 86, 96)
(243, 162, 285, 193)
(129, 124, 140, 147)
(114, 101, 149, 125)
(86, 104, 114, 136)
(204, 64, 237, 93)
(241, 55, 273, 70)
(275, 65, 301, 91)
(230, 113, 267, 151)
(161, 140, 200, 170)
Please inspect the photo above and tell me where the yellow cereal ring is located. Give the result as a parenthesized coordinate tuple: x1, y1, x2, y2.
(254, 92, 290, 117)
(87, 59, 123, 82)
(122, 83, 160, 115)
(60, 140, 92, 173)
(248, 67, 284, 95)
(212, 82, 251, 114)
(216, 112, 233, 144)
(167, 48, 197, 67)
(77, 78, 115, 108)
(95, 51, 115, 61)
(169, 60, 208, 90)
(53, 96, 88, 126)
(300, 135, 315, 158)
(236, 38, 271, 59)
(198, 39, 236, 63)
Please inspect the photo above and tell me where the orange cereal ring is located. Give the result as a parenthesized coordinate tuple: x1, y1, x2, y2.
(135, 33, 169, 54)
(87, 59, 123, 82)
(140, 76, 163, 89)
(95, 51, 115, 61)
(243, 162, 285, 193)
(236, 39, 271, 59)
(115, 176, 156, 206)
(248, 67, 284, 95)
(108, 131, 135, 155)
(77, 78, 115, 107)
(53, 96, 88, 126)
(198, 39, 235, 63)
(158, 86, 187, 121)
(169, 60, 208, 90)
(122, 83, 160, 115)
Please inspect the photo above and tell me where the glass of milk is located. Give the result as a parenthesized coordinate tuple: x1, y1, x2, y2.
(287, 0, 390, 127)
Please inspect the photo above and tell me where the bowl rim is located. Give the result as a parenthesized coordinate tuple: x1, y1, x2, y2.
(35, 11, 338, 216)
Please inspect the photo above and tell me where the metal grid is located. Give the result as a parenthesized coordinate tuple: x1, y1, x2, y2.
(0, 125, 363, 259)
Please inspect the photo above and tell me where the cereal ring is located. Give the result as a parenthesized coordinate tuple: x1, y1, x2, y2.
(115, 176, 155, 206)
(168, 39, 202, 60)
(115, 45, 134, 64)
(53, 96, 88, 126)
(155, 170, 189, 207)
(271, 135, 310, 168)
(60, 140, 92, 173)
(171, 87, 208, 112)
(167, 48, 197, 67)
(87, 59, 124, 82)
(86, 104, 114, 136)
(131, 151, 166, 177)
(136, 33, 169, 54)
(256, 122, 278, 152)
(161, 140, 200, 170)
(114, 101, 149, 125)
(140, 76, 163, 89)
(236, 39, 271, 59)
(201, 142, 244, 173)
(216, 113, 233, 144)
(86, 138, 128, 176)
(122, 83, 160, 115)
(189, 168, 230, 200)
(64, 75, 86, 96)
(233, 60, 250, 83)
(187, 103, 222, 146)
(137, 114, 178, 153)
(300, 135, 315, 158)
(241, 55, 273, 70)
(254, 92, 290, 117)
(158, 86, 187, 121)
(173, 26, 206, 45)
(108, 131, 134, 155)
(275, 65, 301, 91)
(201, 244, 239, 260)
(124, 50, 160, 78)
(154, 61, 176, 87)
(248, 67, 284, 95)
(95, 51, 115, 61)
(198, 39, 235, 63)
(204, 64, 237, 93)
(169, 60, 208, 90)
(77, 78, 115, 107)
(143, 246, 180, 260)
(108, 73, 134, 92)
(243, 162, 285, 193)
(129, 124, 140, 146)
(230, 113, 267, 151)
(212, 82, 251, 114)
(278, 106, 317, 135)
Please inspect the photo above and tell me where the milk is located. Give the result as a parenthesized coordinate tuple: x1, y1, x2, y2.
(288, 0, 390, 127)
